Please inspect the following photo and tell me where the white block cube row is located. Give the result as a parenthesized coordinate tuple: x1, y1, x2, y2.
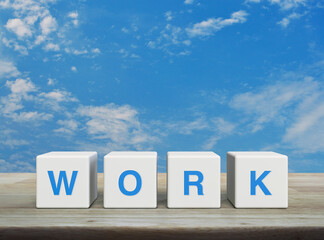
(36, 151, 288, 209)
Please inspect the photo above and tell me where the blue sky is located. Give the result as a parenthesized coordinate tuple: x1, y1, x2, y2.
(0, 0, 324, 173)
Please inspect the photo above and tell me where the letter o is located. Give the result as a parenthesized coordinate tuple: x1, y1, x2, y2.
(118, 170, 142, 196)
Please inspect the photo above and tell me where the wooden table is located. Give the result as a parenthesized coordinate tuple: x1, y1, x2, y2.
(0, 173, 323, 239)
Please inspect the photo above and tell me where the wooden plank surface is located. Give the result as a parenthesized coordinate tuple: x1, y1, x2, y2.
(0, 173, 323, 239)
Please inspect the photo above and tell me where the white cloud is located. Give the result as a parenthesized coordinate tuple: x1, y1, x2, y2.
(5, 78, 36, 94)
(280, 74, 324, 153)
(10, 111, 53, 122)
(14, 44, 28, 55)
(47, 78, 55, 86)
(163, 115, 236, 149)
(5, 18, 32, 38)
(39, 90, 78, 103)
(202, 118, 236, 149)
(68, 11, 78, 26)
(167, 117, 209, 135)
(131, 23, 138, 32)
(245, 0, 307, 10)
(54, 119, 79, 134)
(34, 35, 46, 45)
(147, 41, 156, 49)
(1, 79, 37, 118)
(0, 73, 159, 168)
(0, 0, 53, 44)
(187, 10, 248, 37)
(202, 136, 221, 150)
(24, 15, 38, 25)
(72, 49, 88, 55)
(184, 0, 194, 4)
(71, 66, 77, 72)
(277, 12, 302, 28)
(0, 0, 54, 46)
(37, 89, 78, 112)
(0, 78, 69, 122)
(1, 1, 97, 57)
(230, 77, 317, 132)
(40, 15, 57, 35)
(228, 61, 324, 154)
(178, 50, 191, 56)
(269, 0, 307, 10)
(212, 117, 236, 135)
(0, 159, 35, 172)
(64, 48, 100, 56)
(283, 102, 324, 153)
(245, 0, 261, 3)
(43, 43, 60, 51)
(146, 23, 191, 55)
(72, 20, 81, 30)
(1, 75, 82, 126)
(0, 60, 20, 79)
(183, 40, 191, 46)
(77, 104, 157, 148)
(68, 11, 78, 19)
(1, 94, 23, 114)
(78, 104, 138, 139)
(117, 48, 129, 58)
(165, 11, 173, 21)
(0, 0, 49, 16)
(146, 15, 200, 56)
(130, 53, 141, 59)
(2, 37, 28, 55)
(278, 17, 289, 28)
(91, 48, 101, 54)
(121, 27, 129, 33)
(0, 139, 29, 148)
(284, 102, 324, 139)
(163, 24, 182, 44)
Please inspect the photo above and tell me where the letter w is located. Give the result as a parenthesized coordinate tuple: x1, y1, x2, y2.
(48, 171, 78, 195)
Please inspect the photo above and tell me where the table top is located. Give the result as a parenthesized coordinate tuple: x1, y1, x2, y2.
(0, 173, 323, 239)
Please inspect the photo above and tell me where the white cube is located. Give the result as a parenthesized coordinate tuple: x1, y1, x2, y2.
(104, 151, 157, 208)
(167, 151, 221, 208)
(36, 151, 97, 208)
(227, 151, 288, 208)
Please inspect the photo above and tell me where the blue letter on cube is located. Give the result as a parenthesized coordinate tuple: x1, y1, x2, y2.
(250, 170, 272, 195)
(48, 171, 78, 195)
(119, 170, 142, 196)
(184, 171, 204, 195)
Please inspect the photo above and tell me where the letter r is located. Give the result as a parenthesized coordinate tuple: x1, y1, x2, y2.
(184, 171, 204, 195)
